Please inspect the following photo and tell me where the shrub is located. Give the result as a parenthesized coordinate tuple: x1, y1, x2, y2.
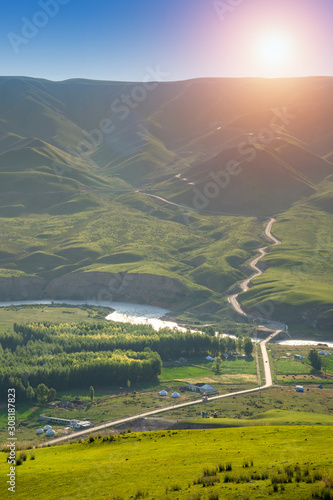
(134, 490, 146, 499)
(295, 470, 302, 483)
(226, 462, 232, 471)
(312, 488, 333, 500)
(323, 473, 333, 490)
(203, 467, 216, 477)
(284, 465, 294, 479)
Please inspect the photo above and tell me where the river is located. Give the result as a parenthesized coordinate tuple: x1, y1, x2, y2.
(0, 300, 332, 346)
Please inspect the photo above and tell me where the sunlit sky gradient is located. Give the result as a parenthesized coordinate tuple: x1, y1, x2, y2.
(1, 0, 333, 82)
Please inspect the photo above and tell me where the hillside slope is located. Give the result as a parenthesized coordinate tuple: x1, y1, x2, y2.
(0, 76, 332, 329)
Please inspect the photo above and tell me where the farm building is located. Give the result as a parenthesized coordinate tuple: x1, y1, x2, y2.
(183, 383, 216, 395)
(172, 392, 180, 398)
(200, 384, 215, 394)
(206, 356, 215, 361)
(36, 428, 44, 435)
(296, 386, 304, 392)
(45, 429, 56, 437)
(71, 397, 85, 405)
(39, 415, 91, 429)
(159, 390, 168, 396)
(184, 384, 202, 394)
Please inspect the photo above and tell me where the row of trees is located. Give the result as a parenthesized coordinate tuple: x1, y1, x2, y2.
(0, 348, 162, 399)
(2, 322, 236, 359)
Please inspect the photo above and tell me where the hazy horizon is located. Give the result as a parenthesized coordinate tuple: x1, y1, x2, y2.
(1, 0, 333, 82)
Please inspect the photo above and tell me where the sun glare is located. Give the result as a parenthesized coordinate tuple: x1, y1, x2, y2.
(257, 33, 291, 65)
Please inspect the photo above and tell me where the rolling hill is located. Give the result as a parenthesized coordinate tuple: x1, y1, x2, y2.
(0, 76, 332, 330)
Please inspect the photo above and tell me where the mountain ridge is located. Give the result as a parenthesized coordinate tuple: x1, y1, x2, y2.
(0, 76, 332, 330)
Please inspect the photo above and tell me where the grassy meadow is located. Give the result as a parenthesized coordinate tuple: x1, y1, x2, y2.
(0, 304, 112, 332)
(1, 426, 333, 499)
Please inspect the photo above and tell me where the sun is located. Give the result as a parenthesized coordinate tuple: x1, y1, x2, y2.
(257, 32, 291, 66)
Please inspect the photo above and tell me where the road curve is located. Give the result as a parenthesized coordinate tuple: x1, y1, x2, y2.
(228, 218, 286, 330)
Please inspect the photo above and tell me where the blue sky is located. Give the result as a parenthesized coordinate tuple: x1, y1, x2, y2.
(1, 0, 333, 82)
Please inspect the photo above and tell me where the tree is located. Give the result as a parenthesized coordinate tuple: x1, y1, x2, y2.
(244, 337, 254, 357)
(36, 383, 49, 405)
(89, 386, 95, 401)
(226, 336, 236, 352)
(237, 337, 243, 353)
(214, 356, 222, 373)
(308, 349, 322, 371)
(203, 326, 215, 337)
(48, 388, 57, 402)
(26, 384, 35, 401)
(219, 338, 226, 355)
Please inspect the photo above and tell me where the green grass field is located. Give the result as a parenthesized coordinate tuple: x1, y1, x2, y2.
(185, 409, 333, 427)
(268, 344, 333, 384)
(160, 358, 256, 382)
(1, 426, 333, 499)
(0, 304, 111, 333)
(161, 385, 333, 422)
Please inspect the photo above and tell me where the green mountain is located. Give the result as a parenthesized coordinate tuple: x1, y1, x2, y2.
(0, 76, 332, 331)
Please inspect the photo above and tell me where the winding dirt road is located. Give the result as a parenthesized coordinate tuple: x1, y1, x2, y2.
(228, 218, 286, 331)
